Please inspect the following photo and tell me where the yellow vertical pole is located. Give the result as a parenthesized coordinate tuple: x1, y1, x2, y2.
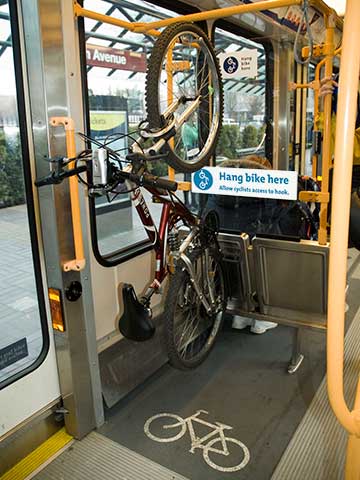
(312, 48, 341, 179)
(312, 63, 322, 178)
(318, 16, 335, 245)
(327, 0, 360, 441)
(300, 66, 308, 175)
(166, 46, 176, 182)
(50, 117, 86, 271)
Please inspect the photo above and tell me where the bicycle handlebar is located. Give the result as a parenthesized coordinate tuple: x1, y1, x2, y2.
(126, 171, 178, 192)
(35, 165, 87, 187)
(35, 160, 178, 192)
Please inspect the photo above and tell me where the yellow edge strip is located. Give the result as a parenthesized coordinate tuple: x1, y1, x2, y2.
(0, 427, 73, 480)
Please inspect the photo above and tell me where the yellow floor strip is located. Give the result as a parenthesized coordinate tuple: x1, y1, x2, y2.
(0, 427, 73, 480)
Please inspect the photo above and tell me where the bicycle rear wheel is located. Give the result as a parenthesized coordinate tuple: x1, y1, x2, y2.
(146, 23, 223, 173)
(163, 248, 226, 370)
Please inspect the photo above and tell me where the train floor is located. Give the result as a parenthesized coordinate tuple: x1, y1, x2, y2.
(97, 323, 326, 479)
(33, 251, 360, 480)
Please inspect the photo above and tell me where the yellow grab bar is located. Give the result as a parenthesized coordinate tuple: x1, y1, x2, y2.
(317, 16, 335, 245)
(328, 0, 360, 439)
(50, 117, 86, 272)
(74, 0, 342, 36)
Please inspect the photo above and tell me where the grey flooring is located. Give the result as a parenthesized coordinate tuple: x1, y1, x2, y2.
(97, 322, 328, 479)
(94, 255, 360, 480)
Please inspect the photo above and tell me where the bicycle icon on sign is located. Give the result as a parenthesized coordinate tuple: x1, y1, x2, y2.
(144, 410, 250, 473)
(224, 56, 239, 74)
(194, 169, 213, 191)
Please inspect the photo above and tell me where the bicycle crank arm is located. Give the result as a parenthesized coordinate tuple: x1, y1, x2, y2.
(180, 253, 212, 314)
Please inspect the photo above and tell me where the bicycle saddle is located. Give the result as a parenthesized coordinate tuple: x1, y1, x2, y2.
(119, 284, 155, 341)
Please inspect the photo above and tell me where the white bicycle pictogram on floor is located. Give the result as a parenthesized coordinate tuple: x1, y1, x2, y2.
(144, 410, 250, 473)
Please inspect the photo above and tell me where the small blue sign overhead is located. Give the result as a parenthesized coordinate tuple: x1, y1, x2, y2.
(223, 56, 239, 75)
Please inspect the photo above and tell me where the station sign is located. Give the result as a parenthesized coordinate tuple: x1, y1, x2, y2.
(192, 167, 298, 200)
(218, 49, 258, 79)
(86, 44, 147, 72)
(90, 110, 128, 160)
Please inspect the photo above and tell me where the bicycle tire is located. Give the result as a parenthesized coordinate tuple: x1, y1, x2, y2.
(144, 413, 186, 442)
(145, 23, 223, 173)
(163, 248, 226, 370)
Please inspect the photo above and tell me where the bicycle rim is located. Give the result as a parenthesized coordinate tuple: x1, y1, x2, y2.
(146, 23, 223, 173)
(164, 248, 225, 369)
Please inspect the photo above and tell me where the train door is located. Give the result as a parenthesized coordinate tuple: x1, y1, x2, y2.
(0, 0, 60, 445)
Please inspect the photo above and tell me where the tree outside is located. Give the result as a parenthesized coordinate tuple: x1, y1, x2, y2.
(0, 129, 24, 208)
(242, 125, 259, 149)
(247, 96, 265, 120)
(216, 125, 242, 158)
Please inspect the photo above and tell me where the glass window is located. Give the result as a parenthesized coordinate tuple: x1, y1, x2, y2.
(305, 63, 315, 176)
(214, 28, 267, 164)
(0, 1, 49, 387)
(83, 0, 181, 260)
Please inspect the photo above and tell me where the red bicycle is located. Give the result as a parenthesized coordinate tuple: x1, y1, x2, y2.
(35, 147, 227, 370)
(35, 22, 227, 369)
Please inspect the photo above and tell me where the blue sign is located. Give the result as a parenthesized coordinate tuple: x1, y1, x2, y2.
(223, 56, 239, 75)
(193, 168, 213, 191)
(192, 167, 298, 200)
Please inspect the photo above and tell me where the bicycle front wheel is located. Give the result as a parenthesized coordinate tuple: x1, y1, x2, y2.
(146, 23, 223, 173)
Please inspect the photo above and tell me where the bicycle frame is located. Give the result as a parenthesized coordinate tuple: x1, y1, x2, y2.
(129, 182, 196, 289)
(128, 181, 217, 314)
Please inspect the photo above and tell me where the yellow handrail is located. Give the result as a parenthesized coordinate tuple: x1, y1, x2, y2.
(328, 0, 360, 446)
(312, 47, 341, 178)
(50, 117, 86, 272)
(317, 15, 335, 245)
(74, 0, 342, 36)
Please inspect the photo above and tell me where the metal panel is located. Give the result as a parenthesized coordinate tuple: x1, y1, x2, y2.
(33, 431, 190, 480)
(20, 0, 103, 438)
(99, 321, 167, 408)
(218, 232, 254, 311)
(252, 237, 329, 325)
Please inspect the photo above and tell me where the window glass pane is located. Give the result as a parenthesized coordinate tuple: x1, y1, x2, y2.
(84, 0, 179, 257)
(215, 28, 266, 164)
(202, 27, 268, 233)
(305, 64, 315, 176)
(0, 1, 46, 385)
